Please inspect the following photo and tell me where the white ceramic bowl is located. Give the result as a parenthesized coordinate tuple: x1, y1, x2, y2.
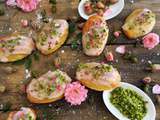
(78, 0, 125, 20)
(103, 82, 156, 120)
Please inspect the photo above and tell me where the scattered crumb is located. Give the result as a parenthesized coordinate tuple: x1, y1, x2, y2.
(141, 59, 144, 63)
(48, 104, 52, 107)
(76, 59, 79, 62)
(72, 110, 76, 114)
(148, 60, 152, 64)
(61, 50, 64, 53)
(9, 27, 12, 31)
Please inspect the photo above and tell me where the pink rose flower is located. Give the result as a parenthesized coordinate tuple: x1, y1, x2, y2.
(16, 0, 39, 12)
(105, 52, 114, 62)
(64, 82, 88, 105)
(115, 45, 126, 54)
(6, 0, 17, 6)
(152, 84, 160, 94)
(143, 33, 159, 50)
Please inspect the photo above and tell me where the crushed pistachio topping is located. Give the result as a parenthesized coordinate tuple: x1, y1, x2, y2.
(84, 22, 107, 49)
(78, 63, 113, 79)
(0, 37, 21, 52)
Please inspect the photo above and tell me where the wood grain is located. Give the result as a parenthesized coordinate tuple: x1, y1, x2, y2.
(0, 0, 160, 120)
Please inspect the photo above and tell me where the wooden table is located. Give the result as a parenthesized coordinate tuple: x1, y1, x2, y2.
(0, 0, 160, 120)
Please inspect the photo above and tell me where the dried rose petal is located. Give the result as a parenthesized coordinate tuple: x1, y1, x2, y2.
(6, 0, 17, 6)
(103, 8, 112, 17)
(115, 45, 126, 54)
(152, 84, 160, 94)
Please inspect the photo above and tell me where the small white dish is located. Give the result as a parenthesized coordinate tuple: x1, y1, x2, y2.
(78, 0, 125, 20)
(103, 82, 156, 120)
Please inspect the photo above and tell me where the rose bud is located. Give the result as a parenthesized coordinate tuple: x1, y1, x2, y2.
(53, 57, 61, 68)
(151, 64, 160, 72)
(141, 77, 152, 84)
(105, 52, 114, 62)
(21, 19, 28, 27)
(114, 31, 121, 38)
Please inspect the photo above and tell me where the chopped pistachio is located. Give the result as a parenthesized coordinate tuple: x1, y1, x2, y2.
(0, 7, 5, 16)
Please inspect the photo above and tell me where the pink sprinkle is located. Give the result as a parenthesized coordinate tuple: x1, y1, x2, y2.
(115, 45, 126, 54)
(105, 52, 114, 62)
(21, 19, 28, 27)
(64, 82, 88, 105)
(143, 33, 159, 50)
(114, 31, 121, 38)
(152, 84, 160, 94)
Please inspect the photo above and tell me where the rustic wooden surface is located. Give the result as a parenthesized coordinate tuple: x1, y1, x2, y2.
(0, 0, 160, 120)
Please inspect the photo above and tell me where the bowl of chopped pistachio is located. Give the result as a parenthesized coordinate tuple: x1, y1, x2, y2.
(103, 82, 156, 120)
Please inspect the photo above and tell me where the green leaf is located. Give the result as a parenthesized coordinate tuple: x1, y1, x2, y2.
(1, 102, 12, 112)
(0, 7, 5, 16)
(31, 70, 40, 78)
(49, 0, 56, 4)
(33, 52, 40, 61)
(24, 57, 32, 70)
(76, 32, 82, 40)
(12, 59, 25, 65)
(69, 22, 76, 33)
(71, 41, 78, 50)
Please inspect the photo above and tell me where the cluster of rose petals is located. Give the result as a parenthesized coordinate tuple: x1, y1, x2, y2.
(143, 33, 159, 50)
(152, 84, 160, 94)
(6, 0, 39, 12)
(64, 82, 88, 105)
